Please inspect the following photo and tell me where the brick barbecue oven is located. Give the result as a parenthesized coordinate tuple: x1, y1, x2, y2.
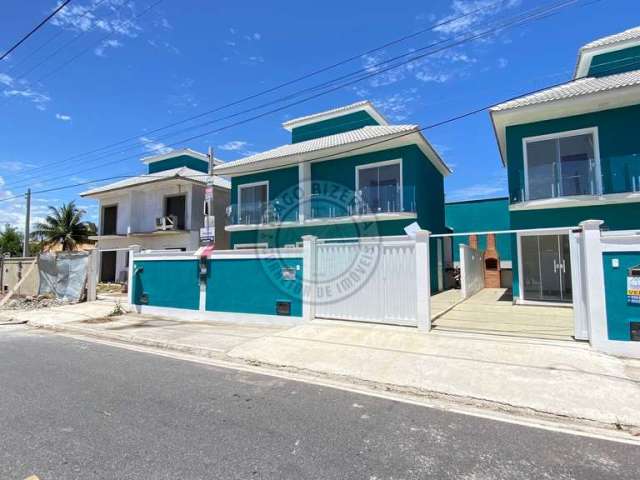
(483, 233, 501, 288)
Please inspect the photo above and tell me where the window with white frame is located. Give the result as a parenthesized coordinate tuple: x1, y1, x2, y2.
(238, 182, 268, 224)
(356, 160, 402, 213)
(524, 129, 599, 201)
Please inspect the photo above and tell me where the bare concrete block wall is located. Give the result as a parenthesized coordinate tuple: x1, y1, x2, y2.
(1, 257, 39, 297)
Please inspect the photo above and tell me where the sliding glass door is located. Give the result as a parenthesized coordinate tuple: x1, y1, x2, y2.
(520, 234, 572, 303)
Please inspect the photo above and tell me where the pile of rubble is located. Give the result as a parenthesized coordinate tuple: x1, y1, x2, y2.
(0, 294, 71, 311)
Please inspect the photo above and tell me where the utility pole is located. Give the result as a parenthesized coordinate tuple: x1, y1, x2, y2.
(23, 188, 31, 257)
(206, 146, 215, 246)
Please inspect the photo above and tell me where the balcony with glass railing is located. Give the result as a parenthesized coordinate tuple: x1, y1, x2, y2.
(226, 185, 416, 226)
(510, 159, 600, 204)
(308, 185, 416, 220)
(227, 200, 298, 226)
(606, 154, 640, 195)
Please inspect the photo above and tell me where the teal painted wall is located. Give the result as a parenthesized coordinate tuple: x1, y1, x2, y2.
(148, 155, 209, 174)
(603, 251, 640, 341)
(588, 45, 640, 77)
(291, 111, 379, 143)
(510, 202, 640, 230)
(132, 260, 200, 310)
(445, 198, 512, 262)
(229, 144, 446, 291)
(230, 219, 413, 247)
(505, 103, 640, 202)
(206, 257, 303, 317)
(231, 166, 300, 222)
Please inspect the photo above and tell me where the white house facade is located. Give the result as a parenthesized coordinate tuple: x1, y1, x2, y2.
(81, 149, 230, 283)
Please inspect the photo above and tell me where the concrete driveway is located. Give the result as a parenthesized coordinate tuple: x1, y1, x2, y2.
(432, 288, 575, 341)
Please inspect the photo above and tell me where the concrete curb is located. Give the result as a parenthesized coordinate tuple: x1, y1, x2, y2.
(0, 319, 27, 326)
(28, 319, 640, 434)
(29, 321, 226, 360)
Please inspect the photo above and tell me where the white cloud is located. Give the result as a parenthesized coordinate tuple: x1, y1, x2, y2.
(433, 0, 522, 35)
(498, 57, 508, 69)
(94, 39, 123, 57)
(167, 78, 198, 109)
(0, 73, 14, 87)
(446, 172, 508, 201)
(372, 89, 420, 122)
(218, 140, 250, 151)
(3, 88, 51, 110)
(223, 28, 265, 65)
(51, 0, 142, 38)
(139, 136, 172, 155)
(0, 161, 36, 172)
(55, 113, 72, 121)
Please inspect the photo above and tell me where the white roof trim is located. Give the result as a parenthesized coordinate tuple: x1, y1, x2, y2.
(214, 126, 451, 177)
(575, 37, 640, 79)
(490, 78, 640, 165)
(80, 167, 230, 197)
(281, 100, 388, 131)
(141, 148, 223, 165)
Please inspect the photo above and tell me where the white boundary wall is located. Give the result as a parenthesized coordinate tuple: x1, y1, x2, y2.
(578, 220, 640, 358)
(459, 244, 484, 299)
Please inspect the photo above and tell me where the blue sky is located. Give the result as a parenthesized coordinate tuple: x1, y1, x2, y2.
(0, 0, 637, 227)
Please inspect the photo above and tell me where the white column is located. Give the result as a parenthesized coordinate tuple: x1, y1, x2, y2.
(302, 235, 317, 322)
(127, 245, 141, 307)
(298, 162, 311, 223)
(579, 220, 605, 347)
(415, 229, 431, 331)
(86, 249, 99, 302)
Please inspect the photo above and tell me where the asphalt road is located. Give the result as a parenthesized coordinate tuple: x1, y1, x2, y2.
(1, 326, 638, 480)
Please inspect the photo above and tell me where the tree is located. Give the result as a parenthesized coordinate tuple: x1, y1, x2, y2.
(0, 224, 23, 257)
(31, 201, 97, 251)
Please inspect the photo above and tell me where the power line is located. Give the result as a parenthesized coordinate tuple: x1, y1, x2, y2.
(3, 0, 513, 181)
(4, 0, 588, 193)
(9, 0, 115, 81)
(33, 0, 164, 84)
(3, 13, 627, 206)
(0, 0, 73, 61)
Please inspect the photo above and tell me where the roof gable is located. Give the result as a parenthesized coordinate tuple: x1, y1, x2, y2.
(575, 26, 640, 78)
(214, 125, 451, 177)
(282, 100, 387, 132)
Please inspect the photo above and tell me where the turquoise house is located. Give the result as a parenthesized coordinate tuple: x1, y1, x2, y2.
(490, 26, 640, 304)
(213, 100, 451, 292)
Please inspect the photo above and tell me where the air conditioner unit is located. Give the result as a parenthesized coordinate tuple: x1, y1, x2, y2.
(155, 215, 178, 231)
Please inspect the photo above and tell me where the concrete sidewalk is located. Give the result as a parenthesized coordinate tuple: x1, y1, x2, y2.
(7, 300, 640, 430)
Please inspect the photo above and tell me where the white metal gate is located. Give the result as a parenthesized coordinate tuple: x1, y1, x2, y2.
(314, 239, 418, 326)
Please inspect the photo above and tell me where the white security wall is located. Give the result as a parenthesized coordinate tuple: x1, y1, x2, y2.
(459, 244, 484, 299)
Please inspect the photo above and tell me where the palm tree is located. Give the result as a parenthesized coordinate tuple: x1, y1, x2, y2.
(32, 201, 96, 251)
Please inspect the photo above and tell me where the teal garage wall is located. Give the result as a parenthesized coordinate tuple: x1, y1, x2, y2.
(132, 259, 200, 310)
(291, 111, 379, 143)
(445, 197, 512, 262)
(509, 203, 640, 298)
(603, 251, 640, 341)
(148, 155, 209, 174)
(206, 257, 303, 317)
(231, 166, 300, 222)
(505, 103, 640, 202)
(588, 45, 640, 77)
